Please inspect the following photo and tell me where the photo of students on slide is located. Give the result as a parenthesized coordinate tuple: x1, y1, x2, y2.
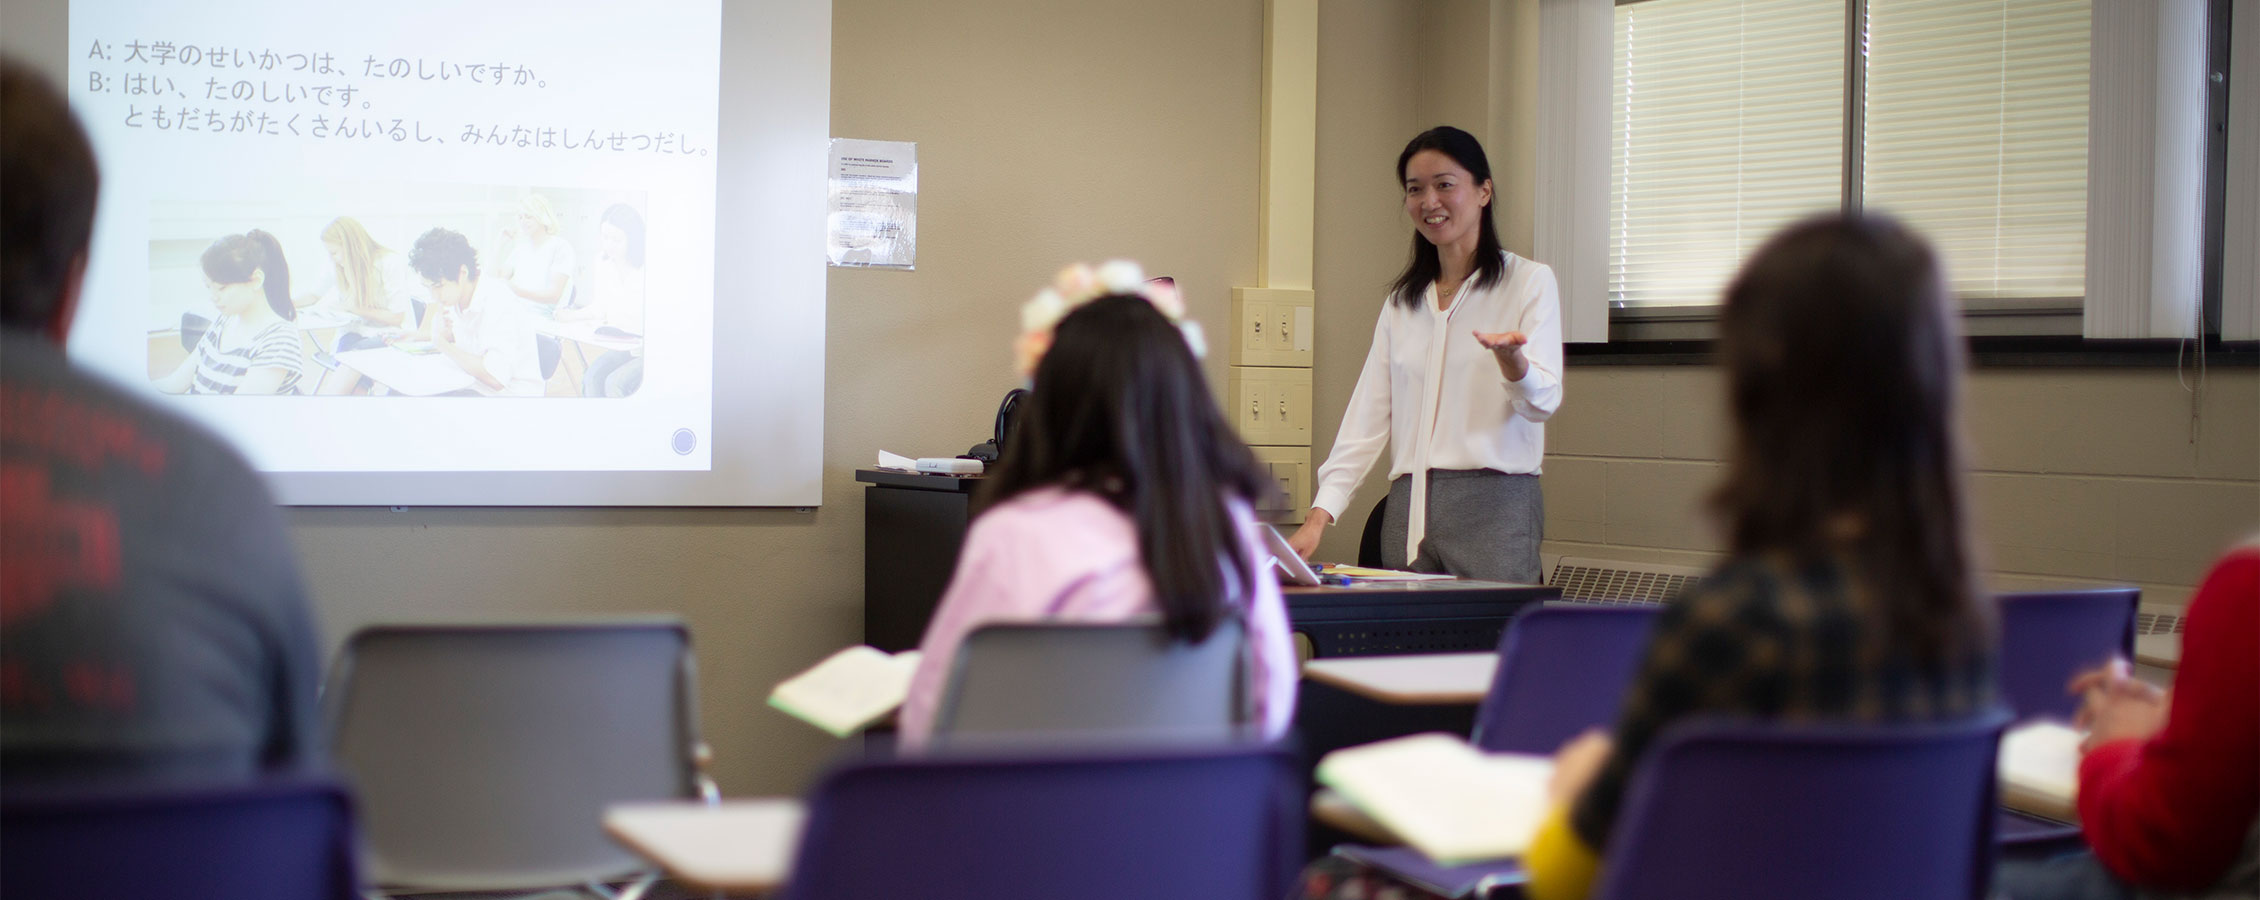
(393, 228, 546, 397)
(152, 230, 307, 395)
(497, 192, 575, 309)
(143, 184, 647, 398)
(553, 203, 646, 397)
(302, 217, 428, 395)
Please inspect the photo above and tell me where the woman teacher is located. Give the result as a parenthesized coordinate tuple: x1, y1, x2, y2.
(1285, 125, 1562, 583)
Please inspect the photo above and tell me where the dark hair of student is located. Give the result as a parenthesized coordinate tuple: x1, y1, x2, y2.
(979, 295, 1272, 643)
(600, 203, 647, 269)
(1711, 213, 1987, 664)
(200, 229, 295, 322)
(408, 227, 481, 283)
(0, 58, 101, 331)
(1388, 125, 1506, 309)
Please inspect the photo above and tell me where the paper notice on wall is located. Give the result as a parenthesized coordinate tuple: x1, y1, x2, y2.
(827, 139, 917, 269)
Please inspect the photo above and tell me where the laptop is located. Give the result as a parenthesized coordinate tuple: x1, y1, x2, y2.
(1260, 524, 1323, 587)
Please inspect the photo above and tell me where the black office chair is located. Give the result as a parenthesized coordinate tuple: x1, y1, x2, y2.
(537, 334, 562, 381)
(1358, 495, 1388, 569)
(180, 312, 212, 351)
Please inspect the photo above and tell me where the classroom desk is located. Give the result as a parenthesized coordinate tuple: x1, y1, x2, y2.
(1299, 652, 1501, 846)
(1287, 581, 1554, 658)
(1302, 652, 1497, 704)
(334, 346, 477, 396)
(604, 799, 803, 893)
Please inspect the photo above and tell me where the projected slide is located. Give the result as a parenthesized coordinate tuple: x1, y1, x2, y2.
(66, 0, 745, 484)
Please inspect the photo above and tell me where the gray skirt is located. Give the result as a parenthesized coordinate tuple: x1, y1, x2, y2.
(1381, 469, 1543, 584)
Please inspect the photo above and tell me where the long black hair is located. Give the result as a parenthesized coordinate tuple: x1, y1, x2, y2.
(200, 229, 294, 321)
(979, 295, 1272, 643)
(1389, 125, 1506, 308)
(1712, 213, 1987, 665)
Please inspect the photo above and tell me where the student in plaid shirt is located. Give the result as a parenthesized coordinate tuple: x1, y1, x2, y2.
(1518, 214, 1999, 900)
(1303, 214, 1998, 900)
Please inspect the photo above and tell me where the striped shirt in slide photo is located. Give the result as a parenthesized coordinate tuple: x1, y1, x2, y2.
(188, 318, 305, 395)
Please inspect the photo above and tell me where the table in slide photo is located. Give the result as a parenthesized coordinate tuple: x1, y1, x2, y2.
(333, 346, 477, 396)
(604, 799, 805, 893)
(533, 317, 643, 355)
(533, 317, 642, 392)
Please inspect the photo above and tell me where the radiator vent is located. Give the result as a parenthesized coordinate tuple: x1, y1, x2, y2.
(2135, 609, 2186, 636)
(1550, 557, 1710, 606)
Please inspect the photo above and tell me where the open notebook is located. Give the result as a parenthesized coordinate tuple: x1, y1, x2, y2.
(766, 646, 922, 738)
(1317, 733, 1555, 865)
(1999, 720, 2083, 823)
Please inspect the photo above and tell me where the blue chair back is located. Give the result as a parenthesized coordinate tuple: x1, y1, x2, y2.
(1594, 712, 2010, 900)
(1, 776, 361, 899)
(780, 744, 1302, 900)
(1998, 588, 2137, 721)
(1472, 605, 1660, 753)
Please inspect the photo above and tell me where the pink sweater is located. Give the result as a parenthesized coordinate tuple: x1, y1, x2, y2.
(896, 486, 1298, 748)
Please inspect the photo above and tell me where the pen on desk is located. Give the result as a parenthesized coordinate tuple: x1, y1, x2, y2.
(1319, 573, 1355, 586)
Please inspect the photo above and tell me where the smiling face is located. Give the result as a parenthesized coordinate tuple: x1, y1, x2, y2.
(1402, 148, 1492, 257)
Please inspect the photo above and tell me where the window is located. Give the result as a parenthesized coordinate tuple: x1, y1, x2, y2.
(1609, 0, 2091, 309)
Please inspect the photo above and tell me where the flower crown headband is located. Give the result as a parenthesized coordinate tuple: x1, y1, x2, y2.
(1015, 259, 1207, 379)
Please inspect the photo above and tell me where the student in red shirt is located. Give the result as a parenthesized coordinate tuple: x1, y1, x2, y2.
(1997, 536, 2260, 900)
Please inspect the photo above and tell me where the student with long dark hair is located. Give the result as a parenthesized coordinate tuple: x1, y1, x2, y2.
(1303, 214, 1998, 900)
(1515, 214, 1998, 900)
(155, 229, 305, 395)
(1286, 125, 1562, 583)
(895, 261, 1298, 748)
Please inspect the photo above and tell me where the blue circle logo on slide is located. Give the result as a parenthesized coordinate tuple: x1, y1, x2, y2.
(672, 429, 697, 455)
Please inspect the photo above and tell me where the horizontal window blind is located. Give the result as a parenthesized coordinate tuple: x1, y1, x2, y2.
(1610, 0, 1844, 307)
(1864, 0, 2089, 301)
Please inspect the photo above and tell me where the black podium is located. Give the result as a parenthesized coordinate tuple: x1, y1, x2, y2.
(858, 468, 981, 651)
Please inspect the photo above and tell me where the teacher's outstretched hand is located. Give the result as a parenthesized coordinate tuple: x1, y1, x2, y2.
(1473, 329, 1531, 381)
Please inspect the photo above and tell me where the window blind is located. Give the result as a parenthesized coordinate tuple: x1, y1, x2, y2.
(1864, 0, 2089, 302)
(1610, 0, 1844, 308)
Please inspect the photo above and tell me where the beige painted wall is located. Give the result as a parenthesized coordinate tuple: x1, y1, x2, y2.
(1539, 367, 2260, 606)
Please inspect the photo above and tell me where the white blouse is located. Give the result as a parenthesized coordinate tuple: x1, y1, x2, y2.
(1310, 251, 1564, 563)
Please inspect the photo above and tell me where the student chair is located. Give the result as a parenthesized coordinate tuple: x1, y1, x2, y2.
(1338, 711, 2010, 900)
(537, 332, 564, 381)
(180, 311, 211, 350)
(1994, 587, 2137, 848)
(1472, 604, 1661, 754)
(780, 744, 1303, 900)
(1997, 587, 2139, 722)
(1, 776, 362, 900)
(933, 619, 1250, 749)
(321, 619, 715, 899)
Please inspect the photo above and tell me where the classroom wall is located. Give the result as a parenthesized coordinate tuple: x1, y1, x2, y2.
(1303, 0, 2260, 606)
(7, 0, 2251, 801)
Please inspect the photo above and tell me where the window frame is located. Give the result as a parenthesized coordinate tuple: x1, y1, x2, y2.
(1579, 0, 2254, 367)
